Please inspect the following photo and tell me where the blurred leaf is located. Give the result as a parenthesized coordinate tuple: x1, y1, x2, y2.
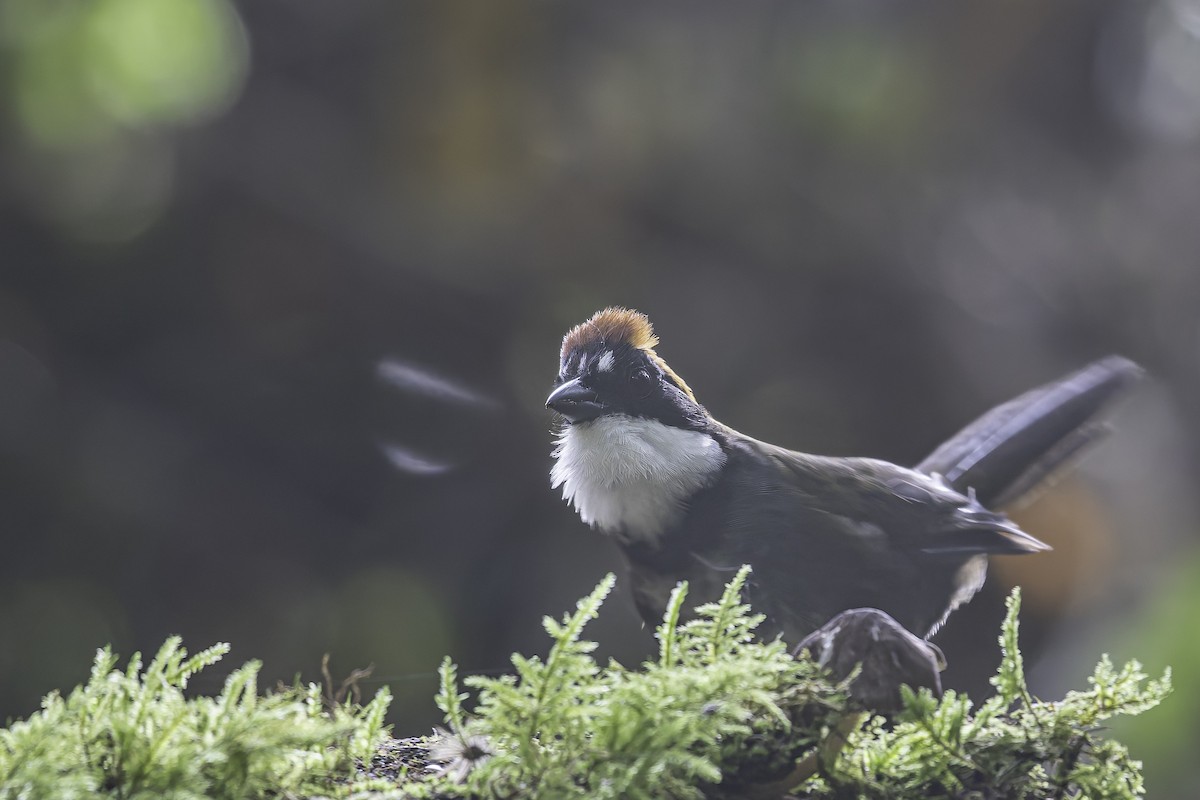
(85, 0, 248, 127)
(6, 0, 248, 149)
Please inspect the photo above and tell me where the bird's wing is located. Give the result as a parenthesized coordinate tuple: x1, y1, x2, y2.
(917, 356, 1143, 509)
(758, 446, 1049, 557)
(879, 469, 1050, 555)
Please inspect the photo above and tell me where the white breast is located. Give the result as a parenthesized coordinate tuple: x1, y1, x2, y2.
(550, 414, 726, 543)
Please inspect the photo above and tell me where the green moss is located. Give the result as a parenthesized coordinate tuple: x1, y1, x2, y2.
(0, 637, 390, 800)
(410, 574, 1171, 800)
(0, 573, 1172, 799)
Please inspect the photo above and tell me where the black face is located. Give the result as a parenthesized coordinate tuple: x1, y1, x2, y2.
(545, 343, 706, 429)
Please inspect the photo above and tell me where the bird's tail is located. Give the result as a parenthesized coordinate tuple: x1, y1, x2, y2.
(917, 356, 1144, 510)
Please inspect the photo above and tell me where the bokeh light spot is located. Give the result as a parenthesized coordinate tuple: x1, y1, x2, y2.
(12, 18, 115, 150)
(85, 0, 249, 127)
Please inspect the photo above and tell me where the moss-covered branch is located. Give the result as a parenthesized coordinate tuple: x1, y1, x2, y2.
(0, 572, 1171, 800)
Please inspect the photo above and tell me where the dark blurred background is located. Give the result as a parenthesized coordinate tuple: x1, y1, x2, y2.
(1, 0, 1198, 794)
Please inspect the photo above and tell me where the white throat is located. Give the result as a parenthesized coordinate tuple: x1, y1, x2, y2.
(550, 414, 726, 544)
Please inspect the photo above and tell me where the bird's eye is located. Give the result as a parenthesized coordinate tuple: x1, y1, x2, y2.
(630, 367, 653, 396)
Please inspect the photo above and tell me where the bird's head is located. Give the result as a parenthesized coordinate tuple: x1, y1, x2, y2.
(546, 307, 708, 429)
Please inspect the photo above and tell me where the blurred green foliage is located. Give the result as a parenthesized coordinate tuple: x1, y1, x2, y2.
(1, 0, 246, 237)
(5, 0, 247, 147)
(1112, 552, 1200, 798)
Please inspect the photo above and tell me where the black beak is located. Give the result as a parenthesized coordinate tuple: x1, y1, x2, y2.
(546, 378, 608, 423)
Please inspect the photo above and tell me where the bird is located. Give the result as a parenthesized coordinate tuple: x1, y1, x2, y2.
(545, 306, 1142, 642)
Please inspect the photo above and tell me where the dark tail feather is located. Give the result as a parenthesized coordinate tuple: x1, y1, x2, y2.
(917, 356, 1144, 509)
